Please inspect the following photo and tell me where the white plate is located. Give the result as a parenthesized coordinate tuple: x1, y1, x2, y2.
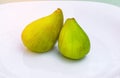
(0, 1, 120, 78)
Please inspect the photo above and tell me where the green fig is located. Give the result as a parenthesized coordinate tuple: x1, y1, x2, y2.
(58, 18, 90, 60)
(21, 8, 63, 53)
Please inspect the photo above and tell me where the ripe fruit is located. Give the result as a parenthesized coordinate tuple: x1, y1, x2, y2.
(21, 8, 63, 53)
(58, 18, 90, 59)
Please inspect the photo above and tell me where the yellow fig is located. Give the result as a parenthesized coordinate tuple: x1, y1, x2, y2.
(21, 8, 63, 53)
(58, 18, 90, 60)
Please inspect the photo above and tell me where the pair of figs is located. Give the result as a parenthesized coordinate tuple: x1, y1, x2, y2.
(21, 8, 90, 60)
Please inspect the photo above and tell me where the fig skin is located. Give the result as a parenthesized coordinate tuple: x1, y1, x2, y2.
(58, 18, 90, 60)
(22, 8, 63, 53)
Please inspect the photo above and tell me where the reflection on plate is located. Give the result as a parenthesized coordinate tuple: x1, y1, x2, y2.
(0, 1, 120, 78)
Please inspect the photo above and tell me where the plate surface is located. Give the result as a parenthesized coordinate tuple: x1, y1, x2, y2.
(0, 1, 120, 78)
